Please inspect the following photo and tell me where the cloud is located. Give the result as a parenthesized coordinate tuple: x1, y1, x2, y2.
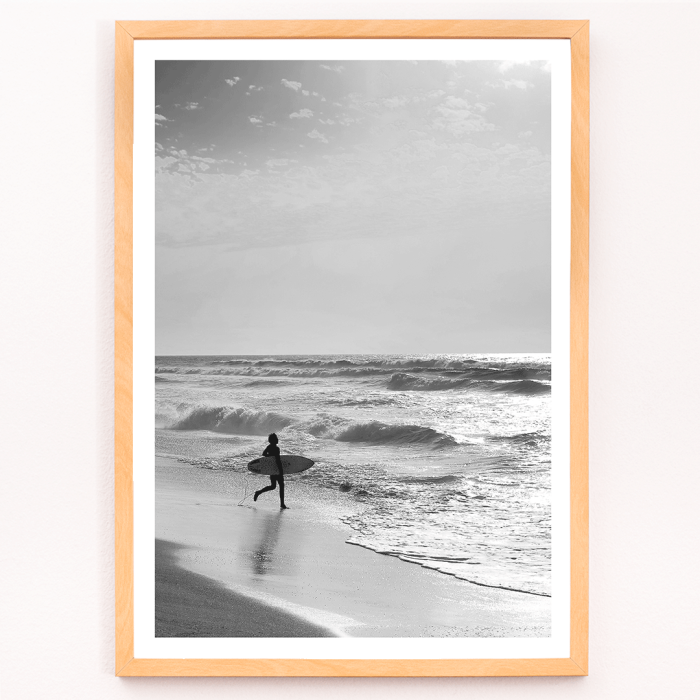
(225, 77, 240, 86)
(183, 102, 200, 110)
(431, 96, 495, 136)
(155, 114, 170, 121)
(320, 65, 344, 73)
(383, 96, 411, 109)
(155, 136, 550, 253)
(281, 79, 302, 91)
(156, 146, 241, 181)
(155, 155, 177, 174)
(154, 63, 551, 256)
(265, 158, 296, 169)
(155, 142, 163, 151)
(302, 90, 310, 97)
(290, 108, 314, 119)
(307, 129, 329, 144)
(501, 79, 532, 90)
(412, 89, 446, 104)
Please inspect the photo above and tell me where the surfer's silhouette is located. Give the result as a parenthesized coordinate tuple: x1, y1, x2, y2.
(253, 433, 288, 509)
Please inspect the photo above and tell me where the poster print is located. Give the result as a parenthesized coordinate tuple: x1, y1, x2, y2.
(123, 30, 584, 672)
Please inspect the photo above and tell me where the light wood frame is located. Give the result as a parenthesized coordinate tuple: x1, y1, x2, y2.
(115, 19, 589, 677)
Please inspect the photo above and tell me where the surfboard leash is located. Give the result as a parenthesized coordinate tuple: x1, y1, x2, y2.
(237, 472, 255, 506)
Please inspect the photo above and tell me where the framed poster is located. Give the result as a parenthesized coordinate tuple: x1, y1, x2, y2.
(115, 20, 588, 677)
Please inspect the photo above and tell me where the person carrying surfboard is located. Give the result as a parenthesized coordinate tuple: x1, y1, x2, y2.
(253, 433, 288, 509)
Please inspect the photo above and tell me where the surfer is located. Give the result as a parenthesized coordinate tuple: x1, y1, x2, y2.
(253, 433, 288, 509)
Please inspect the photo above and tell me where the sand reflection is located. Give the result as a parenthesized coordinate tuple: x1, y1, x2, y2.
(248, 510, 291, 578)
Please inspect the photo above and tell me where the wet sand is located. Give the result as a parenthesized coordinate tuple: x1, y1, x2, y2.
(156, 539, 335, 637)
(156, 456, 550, 637)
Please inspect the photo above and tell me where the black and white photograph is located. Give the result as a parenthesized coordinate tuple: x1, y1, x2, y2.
(148, 52, 562, 644)
(20, 1, 700, 693)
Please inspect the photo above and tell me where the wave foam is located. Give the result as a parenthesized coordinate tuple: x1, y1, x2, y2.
(398, 474, 460, 484)
(490, 431, 550, 445)
(171, 406, 292, 435)
(387, 373, 473, 391)
(490, 380, 551, 395)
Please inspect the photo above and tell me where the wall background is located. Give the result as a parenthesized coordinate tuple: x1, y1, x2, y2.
(1, 1, 698, 697)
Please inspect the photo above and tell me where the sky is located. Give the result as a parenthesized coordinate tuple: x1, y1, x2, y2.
(154, 60, 551, 355)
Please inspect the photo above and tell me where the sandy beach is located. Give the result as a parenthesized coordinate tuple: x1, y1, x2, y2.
(156, 456, 550, 638)
(156, 539, 335, 637)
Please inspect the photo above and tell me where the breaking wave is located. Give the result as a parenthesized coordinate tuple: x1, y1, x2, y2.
(387, 372, 550, 394)
(156, 357, 550, 382)
(156, 365, 385, 379)
(335, 421, 458, 448)
(387, 373, 475, 391)
(243, 379, 292, 387)
(490, 380, 551, 395)
(164, 407, 458, 449)
(489, 431, 551, 446)
(171, 406, 292, 435)
(208, 357, 480, 370)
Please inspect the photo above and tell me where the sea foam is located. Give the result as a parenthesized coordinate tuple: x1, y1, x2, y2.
(171, 406, 292, 435)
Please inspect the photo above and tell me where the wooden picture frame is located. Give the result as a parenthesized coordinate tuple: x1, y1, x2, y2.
(115, 19, 588, 677)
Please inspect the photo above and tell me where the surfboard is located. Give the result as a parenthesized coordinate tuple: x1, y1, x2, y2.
(247, 455, 314, 476)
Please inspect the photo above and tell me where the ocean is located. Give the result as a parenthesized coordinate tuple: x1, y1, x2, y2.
(155, 354, 552, 598)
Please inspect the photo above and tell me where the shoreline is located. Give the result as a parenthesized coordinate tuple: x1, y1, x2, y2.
(344, 539, 553, 599)
(156, 456, 551, 638)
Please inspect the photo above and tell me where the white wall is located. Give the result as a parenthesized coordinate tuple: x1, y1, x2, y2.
(1, 1, 699, 697)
